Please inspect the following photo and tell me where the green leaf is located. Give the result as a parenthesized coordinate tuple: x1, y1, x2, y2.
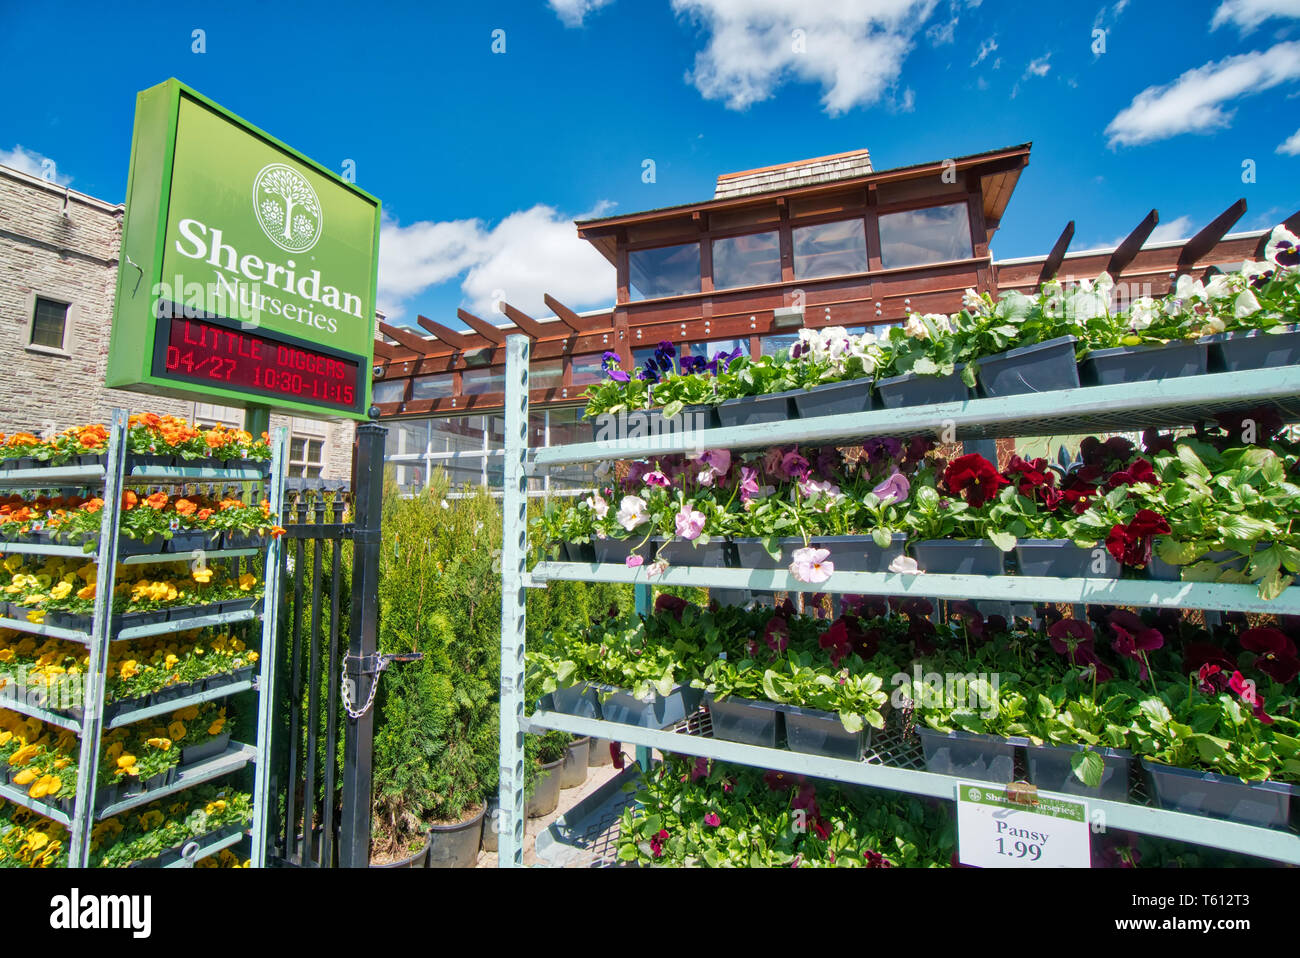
(1177, 445, 1211, 480)
(661, 400, 684, 420)
(839, 711, 864, 733)
(1070, 749, 1104, 788)
(617, 844, 639, 862)
(987, 530, 1016, 552)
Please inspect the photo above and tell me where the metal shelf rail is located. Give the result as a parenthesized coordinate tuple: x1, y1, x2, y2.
(498, 335, 1300, 869)
(0, 409, 286, 867)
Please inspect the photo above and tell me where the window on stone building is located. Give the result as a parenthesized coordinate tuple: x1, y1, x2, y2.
(31, 297, 69, 350)
(288, 435, 326, 478)
(192, 403, 244, 430)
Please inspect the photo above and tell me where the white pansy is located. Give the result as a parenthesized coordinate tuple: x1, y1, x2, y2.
(1129, 297, 1160, 330)
(1234, 289, 1262, 319)
(962, 288, 984, 311)
(585, 494, 609, 518)
(903, 313, 930, 341)
(1175, 274, 1207, 302)
(928, 313, 953, 334)
(1264, 225, 1300, 271)
(1204, 274, 1233, 300)
(615, 495, 649, 532)
(1241, 260, 1274, 283)
(1093, 271, 1115, 296)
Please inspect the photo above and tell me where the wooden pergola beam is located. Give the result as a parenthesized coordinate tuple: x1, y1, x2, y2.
(415, 315, 473, 351)
(1038, 221, 1075, 284)
(1108, 209, 1159, 276)
(543, 294, 608, 333)
(377, 321, 434, 356)
(1178, 199, 1247, 272)
(499, 302, 549, 338)
(372, 339, 400, 361)
(457, 308, 507, 344)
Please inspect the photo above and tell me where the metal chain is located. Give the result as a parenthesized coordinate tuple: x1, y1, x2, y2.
(341, 652, 423, 719)
(341, 661, 381, 719)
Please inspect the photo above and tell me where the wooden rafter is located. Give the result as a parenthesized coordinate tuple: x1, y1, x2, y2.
(499, 302, 549, 338)
(415, 315, 473, 351)
(1178, 199, 1247, 272)
(372, 339, 400, 361)
(1108, 209, 1159, 276)
(543, 294, 608, 333)
(377, 321, 433, 355)
(1038, 221, 1074, 284)
(457, 308, 507, 343)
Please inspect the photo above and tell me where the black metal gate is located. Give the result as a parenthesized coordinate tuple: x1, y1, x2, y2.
(267, 422, 384, 867)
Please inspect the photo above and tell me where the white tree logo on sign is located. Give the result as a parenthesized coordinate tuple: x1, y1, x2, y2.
(253, 163, 322, 252)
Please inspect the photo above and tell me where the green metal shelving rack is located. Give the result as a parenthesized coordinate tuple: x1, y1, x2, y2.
(0, 408, 286, 867)
(497, 335, 1300, 868)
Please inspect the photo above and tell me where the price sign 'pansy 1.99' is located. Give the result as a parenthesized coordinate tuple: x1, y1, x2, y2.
(107, 78, 380, 419)
(955, 783, 1091, 869)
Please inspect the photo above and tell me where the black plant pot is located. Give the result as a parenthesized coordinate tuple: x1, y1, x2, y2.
(77, 453, 107, 468)
(370, 834, 430, 868)
(427, 803, 485, 868)
(813, 533, 905, 573)
(1025, 743, 1131, 802)
(1204, 324, 1300, 373)
(1014, 539, 1119, 578)
(682, 403, 720, 431)
(562, 541, 596, 563)
(1147, 547, 1256, 582)
(705, 693, 785, 748)
(912, 539, 1006, 575)
(715, 391, 796, 427)
(916, 728, 1024, 783)
(118, 609, 169, 629)
(976, 335, 1080, 398)
(592, 682, 702, 729)
(180, 732, 231, 767)
(45, 610, 92, 633)
(792, 378, 874, 419)
(591, 536, 653, 565)
(480, 795, 501, 853)
(1079, 340, 1207, 386)
(783, 704, 867, 760)
(876, 367, 972, 409)
(1142, 758, 1296, 829)
(222, 530, 263, 551)
(547, 682, 602, 720)
(166, 530, 209, 554)
(651, 536, 732, 567)
(731, 536, 805, 570)
(128, 453, 176, 471)
(117, 535, 164, 558)
(218, 598, 260, 616)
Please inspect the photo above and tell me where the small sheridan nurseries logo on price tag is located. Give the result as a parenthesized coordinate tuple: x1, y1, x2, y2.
(956, 782, 1090, 868)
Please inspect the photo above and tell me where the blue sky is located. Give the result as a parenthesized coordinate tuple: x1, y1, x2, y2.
(2, 0, 1298, 332)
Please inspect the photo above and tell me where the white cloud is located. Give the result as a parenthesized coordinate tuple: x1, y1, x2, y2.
(1024, 54, 1052, 78)
(378, 202, 615, 324)
(927, 16, 958, 45)
(1105, 40, 1300, 146)
(1211, 0, 1300, 33)
(1093, 0, 1130, 31)
(1279, 126, 1300, 153)
(0, 145, 71, 186)
(547, 0, 615, 27)
(971, 35, 997, 66)
(670, 0, 941, 116)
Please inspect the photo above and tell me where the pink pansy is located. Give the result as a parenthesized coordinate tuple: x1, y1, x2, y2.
(703, 812, 721, 828)
(696, 469, 716, 487)
(625, 554, 644, 568)
(643, 470, 671, 488)
(799, 477, 841, 499)
(585, 494, 609, 518)
(675, 508, 707, 540)
(871, 470, 911, 505)
(790, 547, 833, 584)
(646, 559, 669, 578)
(694, 448, 731, 477)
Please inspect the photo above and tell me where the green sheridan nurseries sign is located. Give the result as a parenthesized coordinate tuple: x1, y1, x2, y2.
(107, 78, 380, 420)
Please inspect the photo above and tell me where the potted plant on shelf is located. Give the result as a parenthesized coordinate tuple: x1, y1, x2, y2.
(1128, 669, 1300, 830)
(875, 312, 972, 408)
(903, 674, 1032, 783)
(904, 456, 1010, 574)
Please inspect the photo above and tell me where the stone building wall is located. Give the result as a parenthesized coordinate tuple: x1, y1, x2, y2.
(0, 163, 355, 478)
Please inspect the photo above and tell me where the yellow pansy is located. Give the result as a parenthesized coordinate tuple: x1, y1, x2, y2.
(238, 573, 257, 591)
(168, 721, 186, 741)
